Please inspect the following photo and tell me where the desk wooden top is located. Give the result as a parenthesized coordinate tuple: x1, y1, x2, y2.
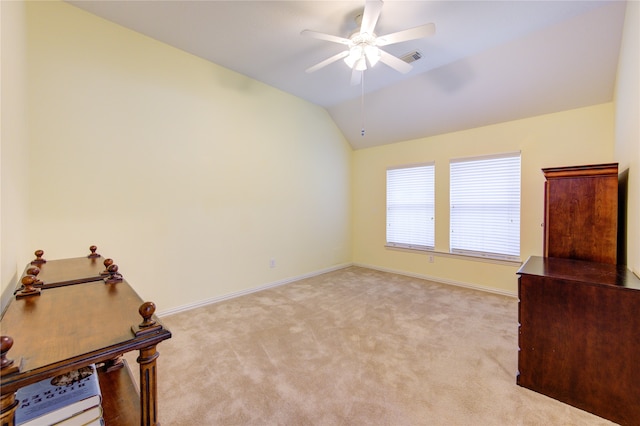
(1, 279, 171, 394)
(22, 256, 107, 288)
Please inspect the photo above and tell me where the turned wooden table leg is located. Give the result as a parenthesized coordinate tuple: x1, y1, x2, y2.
(1, 336, 19, 426)
(0, 392, 18, 426)
(137, 344, 160, 426)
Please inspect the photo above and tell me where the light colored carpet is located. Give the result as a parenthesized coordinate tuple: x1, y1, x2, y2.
(132, 266, 617, 425)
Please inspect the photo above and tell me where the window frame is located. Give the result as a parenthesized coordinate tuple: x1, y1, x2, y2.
(385, 162, 436, 251)
(449, 152, 521, 261)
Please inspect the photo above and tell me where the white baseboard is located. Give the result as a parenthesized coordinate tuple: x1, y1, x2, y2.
(352, 262, 518, 298)
(157, 262, 353, 317)
(158, 261, 517, 317)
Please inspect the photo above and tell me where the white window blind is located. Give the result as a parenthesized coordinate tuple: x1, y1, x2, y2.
(386, 164, 435, 249)
(450, 153, 521, 260)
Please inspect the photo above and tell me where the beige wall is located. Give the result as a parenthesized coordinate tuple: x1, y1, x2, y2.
(20, 1, 352, 312)
(352, 104, 615, 294)
(614, 0, 640, 276)
(1, 0, 637, 313)
(1, 1, 30, 310)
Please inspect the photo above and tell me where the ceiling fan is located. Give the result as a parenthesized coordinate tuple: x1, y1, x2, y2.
(301, 0, 436, 85)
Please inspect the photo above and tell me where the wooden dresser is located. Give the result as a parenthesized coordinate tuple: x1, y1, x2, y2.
(542, 163, 618, 264)
(517, 256, 640, 425)
(0, 249, 171, 426)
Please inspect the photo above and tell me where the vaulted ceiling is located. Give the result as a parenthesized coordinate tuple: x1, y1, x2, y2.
(67, 1, 627, 149)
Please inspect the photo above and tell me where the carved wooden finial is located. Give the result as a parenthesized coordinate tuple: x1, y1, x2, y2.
(101, 258, 114, 276)
(26, 266, 43, 286)
(103, 263, 123, 284)
(138, 302, 157, 328)
(16, 275, 41, 299)
(1, 336, 14, 370)
(1, 335, 21, 375)
(88, 245, 100, 259)
(30, 249, 46, 265)
(132, 301, 162, 336)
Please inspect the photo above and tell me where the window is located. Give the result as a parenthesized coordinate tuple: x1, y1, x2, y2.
(450, 153, 521, 260)
(386, 163, 435, 250)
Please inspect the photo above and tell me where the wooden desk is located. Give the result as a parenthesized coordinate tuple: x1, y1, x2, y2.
(517, 256, 640, 425)
(1, 253, 171, 426)
(25, 256, 107, 288)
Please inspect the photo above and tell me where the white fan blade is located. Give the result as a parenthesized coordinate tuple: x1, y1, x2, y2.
(301, 29, 350, 45)
(376, 23, 435, 46)
(350, 68, 362, 86)
(305, 50, 350, 73)
(360, 0, 383, 36)
(379, 49, 413, 73)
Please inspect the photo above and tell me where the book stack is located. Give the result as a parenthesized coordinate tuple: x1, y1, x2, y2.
(15, 364, 104, 426)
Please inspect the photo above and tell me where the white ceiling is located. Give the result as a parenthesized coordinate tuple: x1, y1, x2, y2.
(66, 0, 627, 149)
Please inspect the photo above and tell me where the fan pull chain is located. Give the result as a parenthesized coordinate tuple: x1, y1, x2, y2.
(361, 71, 365, 137)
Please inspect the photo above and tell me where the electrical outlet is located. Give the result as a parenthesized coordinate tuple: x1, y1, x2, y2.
(429, 255, 434, 263)
(269, 259, 276, 268)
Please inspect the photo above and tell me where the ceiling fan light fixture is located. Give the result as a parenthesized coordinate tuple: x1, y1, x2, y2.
(364, 44, 380, 67)
(345, 43, 380, 71)
(344, 45, 363, 68)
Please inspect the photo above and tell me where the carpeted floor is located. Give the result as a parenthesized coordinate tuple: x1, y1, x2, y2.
(136, 266, 616, 425)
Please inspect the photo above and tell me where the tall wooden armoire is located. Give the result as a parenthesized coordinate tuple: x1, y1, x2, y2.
(542, 163, 618, 264)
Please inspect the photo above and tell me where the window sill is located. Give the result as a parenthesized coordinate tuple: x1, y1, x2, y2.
(384, 244, 522, 267)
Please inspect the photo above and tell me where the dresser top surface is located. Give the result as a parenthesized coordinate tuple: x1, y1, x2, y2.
(518, 256, 640, 291)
